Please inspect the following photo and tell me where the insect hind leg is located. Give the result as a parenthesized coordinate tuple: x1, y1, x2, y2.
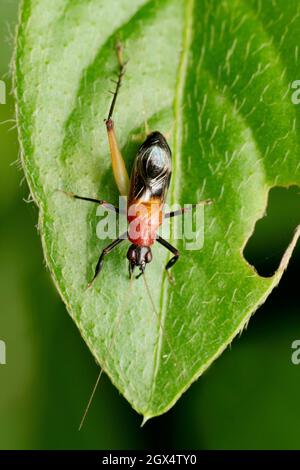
(104, 42, 129, 196)
(106, 41, 127, 122)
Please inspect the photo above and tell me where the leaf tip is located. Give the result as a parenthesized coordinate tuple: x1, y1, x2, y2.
(140, 415, 151, 427)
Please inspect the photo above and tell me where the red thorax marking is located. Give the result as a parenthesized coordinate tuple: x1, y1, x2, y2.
(127, 199, 163, 246)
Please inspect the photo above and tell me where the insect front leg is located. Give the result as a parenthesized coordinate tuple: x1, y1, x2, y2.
(156, 236, 180, 271)
(88, 231, 127, 287)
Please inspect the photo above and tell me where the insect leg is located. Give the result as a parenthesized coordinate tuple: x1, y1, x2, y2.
(105, 119, 129, 196)
(164, 199, 212, 219)
(156, 236, 180, 271)
(62, 191, 122, 213)
(107, 41, 126, 121)
(88, 231, 127, 287)
(105, 42, 129, 196)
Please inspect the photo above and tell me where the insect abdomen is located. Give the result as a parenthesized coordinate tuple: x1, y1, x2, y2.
(128, 131, 172, 204)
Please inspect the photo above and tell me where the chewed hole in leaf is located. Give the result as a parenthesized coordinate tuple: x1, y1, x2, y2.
(244, 186, 300, 278)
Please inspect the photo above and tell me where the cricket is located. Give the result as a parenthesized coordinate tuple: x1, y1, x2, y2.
(63, 43, 211, 429)
(64, 42, 211, 286)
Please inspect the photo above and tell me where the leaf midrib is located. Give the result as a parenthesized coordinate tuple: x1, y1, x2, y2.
(147, 0, 194, 414)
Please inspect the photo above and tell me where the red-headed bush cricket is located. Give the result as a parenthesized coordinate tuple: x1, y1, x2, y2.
(63, 43, 211, 428)
(65, 43, 211, 285)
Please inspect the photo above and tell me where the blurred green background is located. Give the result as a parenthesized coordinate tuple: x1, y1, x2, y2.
(1, 0, 300, 450)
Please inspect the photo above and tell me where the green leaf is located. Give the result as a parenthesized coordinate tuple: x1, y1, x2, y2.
(14, 0, 300, 420)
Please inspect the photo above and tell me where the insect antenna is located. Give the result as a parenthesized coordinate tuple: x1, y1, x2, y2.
(106, 41, 127, 122)
(142, 273, 184, 382)
(78, 368, 103, 431)
(78, 275, 134, 430)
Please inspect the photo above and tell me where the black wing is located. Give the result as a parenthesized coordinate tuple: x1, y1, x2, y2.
(128, 131, 172, 203)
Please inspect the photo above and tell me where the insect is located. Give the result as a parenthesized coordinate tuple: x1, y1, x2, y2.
(65, 42, 211, 285)
(63, 43, 212, 429)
